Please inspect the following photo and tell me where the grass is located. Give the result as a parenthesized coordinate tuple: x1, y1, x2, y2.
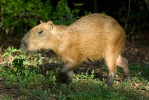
(0, 47, 149, 100)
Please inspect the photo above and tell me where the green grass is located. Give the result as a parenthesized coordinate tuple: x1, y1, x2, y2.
(0, 47, 149, 100)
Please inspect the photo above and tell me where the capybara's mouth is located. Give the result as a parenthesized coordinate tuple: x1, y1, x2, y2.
(21, 47, 33, 53)
(21, 44, 35, 53)
(21, 44, 29, 52)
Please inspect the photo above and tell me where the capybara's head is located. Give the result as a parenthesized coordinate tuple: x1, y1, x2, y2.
(21, 21, 59, 52)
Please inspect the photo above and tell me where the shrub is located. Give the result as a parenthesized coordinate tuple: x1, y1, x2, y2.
(0, 0, 81, 38)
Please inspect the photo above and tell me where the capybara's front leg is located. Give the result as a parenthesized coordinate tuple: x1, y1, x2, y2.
(59, 62, 75, 84)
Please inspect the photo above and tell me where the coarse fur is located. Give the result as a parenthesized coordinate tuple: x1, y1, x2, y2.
(21, 13, 131, 86)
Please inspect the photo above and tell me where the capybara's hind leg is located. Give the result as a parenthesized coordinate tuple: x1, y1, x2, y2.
(105, 55, 117, 86)
(116, 55, 131, 81)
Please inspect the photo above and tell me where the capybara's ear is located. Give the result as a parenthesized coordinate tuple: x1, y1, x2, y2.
(47, 21, 54, 30)
(40, 20, 43, 24)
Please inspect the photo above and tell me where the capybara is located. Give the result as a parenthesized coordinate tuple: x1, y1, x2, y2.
(21, 13, 130, 86)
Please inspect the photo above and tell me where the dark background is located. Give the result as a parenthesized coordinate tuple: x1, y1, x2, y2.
(52, 0, 149, 32)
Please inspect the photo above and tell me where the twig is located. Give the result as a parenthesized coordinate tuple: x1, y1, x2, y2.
(127, 22, 135, 43)
(0, 61, 9, 66)
(145, 0, 149, 10)
(125, 0, 131, 30)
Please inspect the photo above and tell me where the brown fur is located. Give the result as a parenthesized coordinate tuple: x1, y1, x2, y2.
(21, 13, 130, 86)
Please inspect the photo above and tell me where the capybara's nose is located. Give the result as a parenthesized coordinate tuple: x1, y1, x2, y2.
(21, 39, 27, 48)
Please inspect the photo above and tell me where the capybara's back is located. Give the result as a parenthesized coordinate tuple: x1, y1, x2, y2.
(68, 14, 126, 62)
(21, 13, 130, 86)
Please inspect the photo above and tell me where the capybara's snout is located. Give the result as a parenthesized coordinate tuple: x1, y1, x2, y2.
(21, 39, 27, 47)
(21, 39, 28, 51)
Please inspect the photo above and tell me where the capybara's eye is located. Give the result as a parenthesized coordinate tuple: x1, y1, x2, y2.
(38, 30, 43, 34)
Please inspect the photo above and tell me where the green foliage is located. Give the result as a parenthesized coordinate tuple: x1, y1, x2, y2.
(52, 0, 77, 25)
(1, 0, 52, 36)
(2, 47, 39, 72)
(0, 0, 84, 38)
